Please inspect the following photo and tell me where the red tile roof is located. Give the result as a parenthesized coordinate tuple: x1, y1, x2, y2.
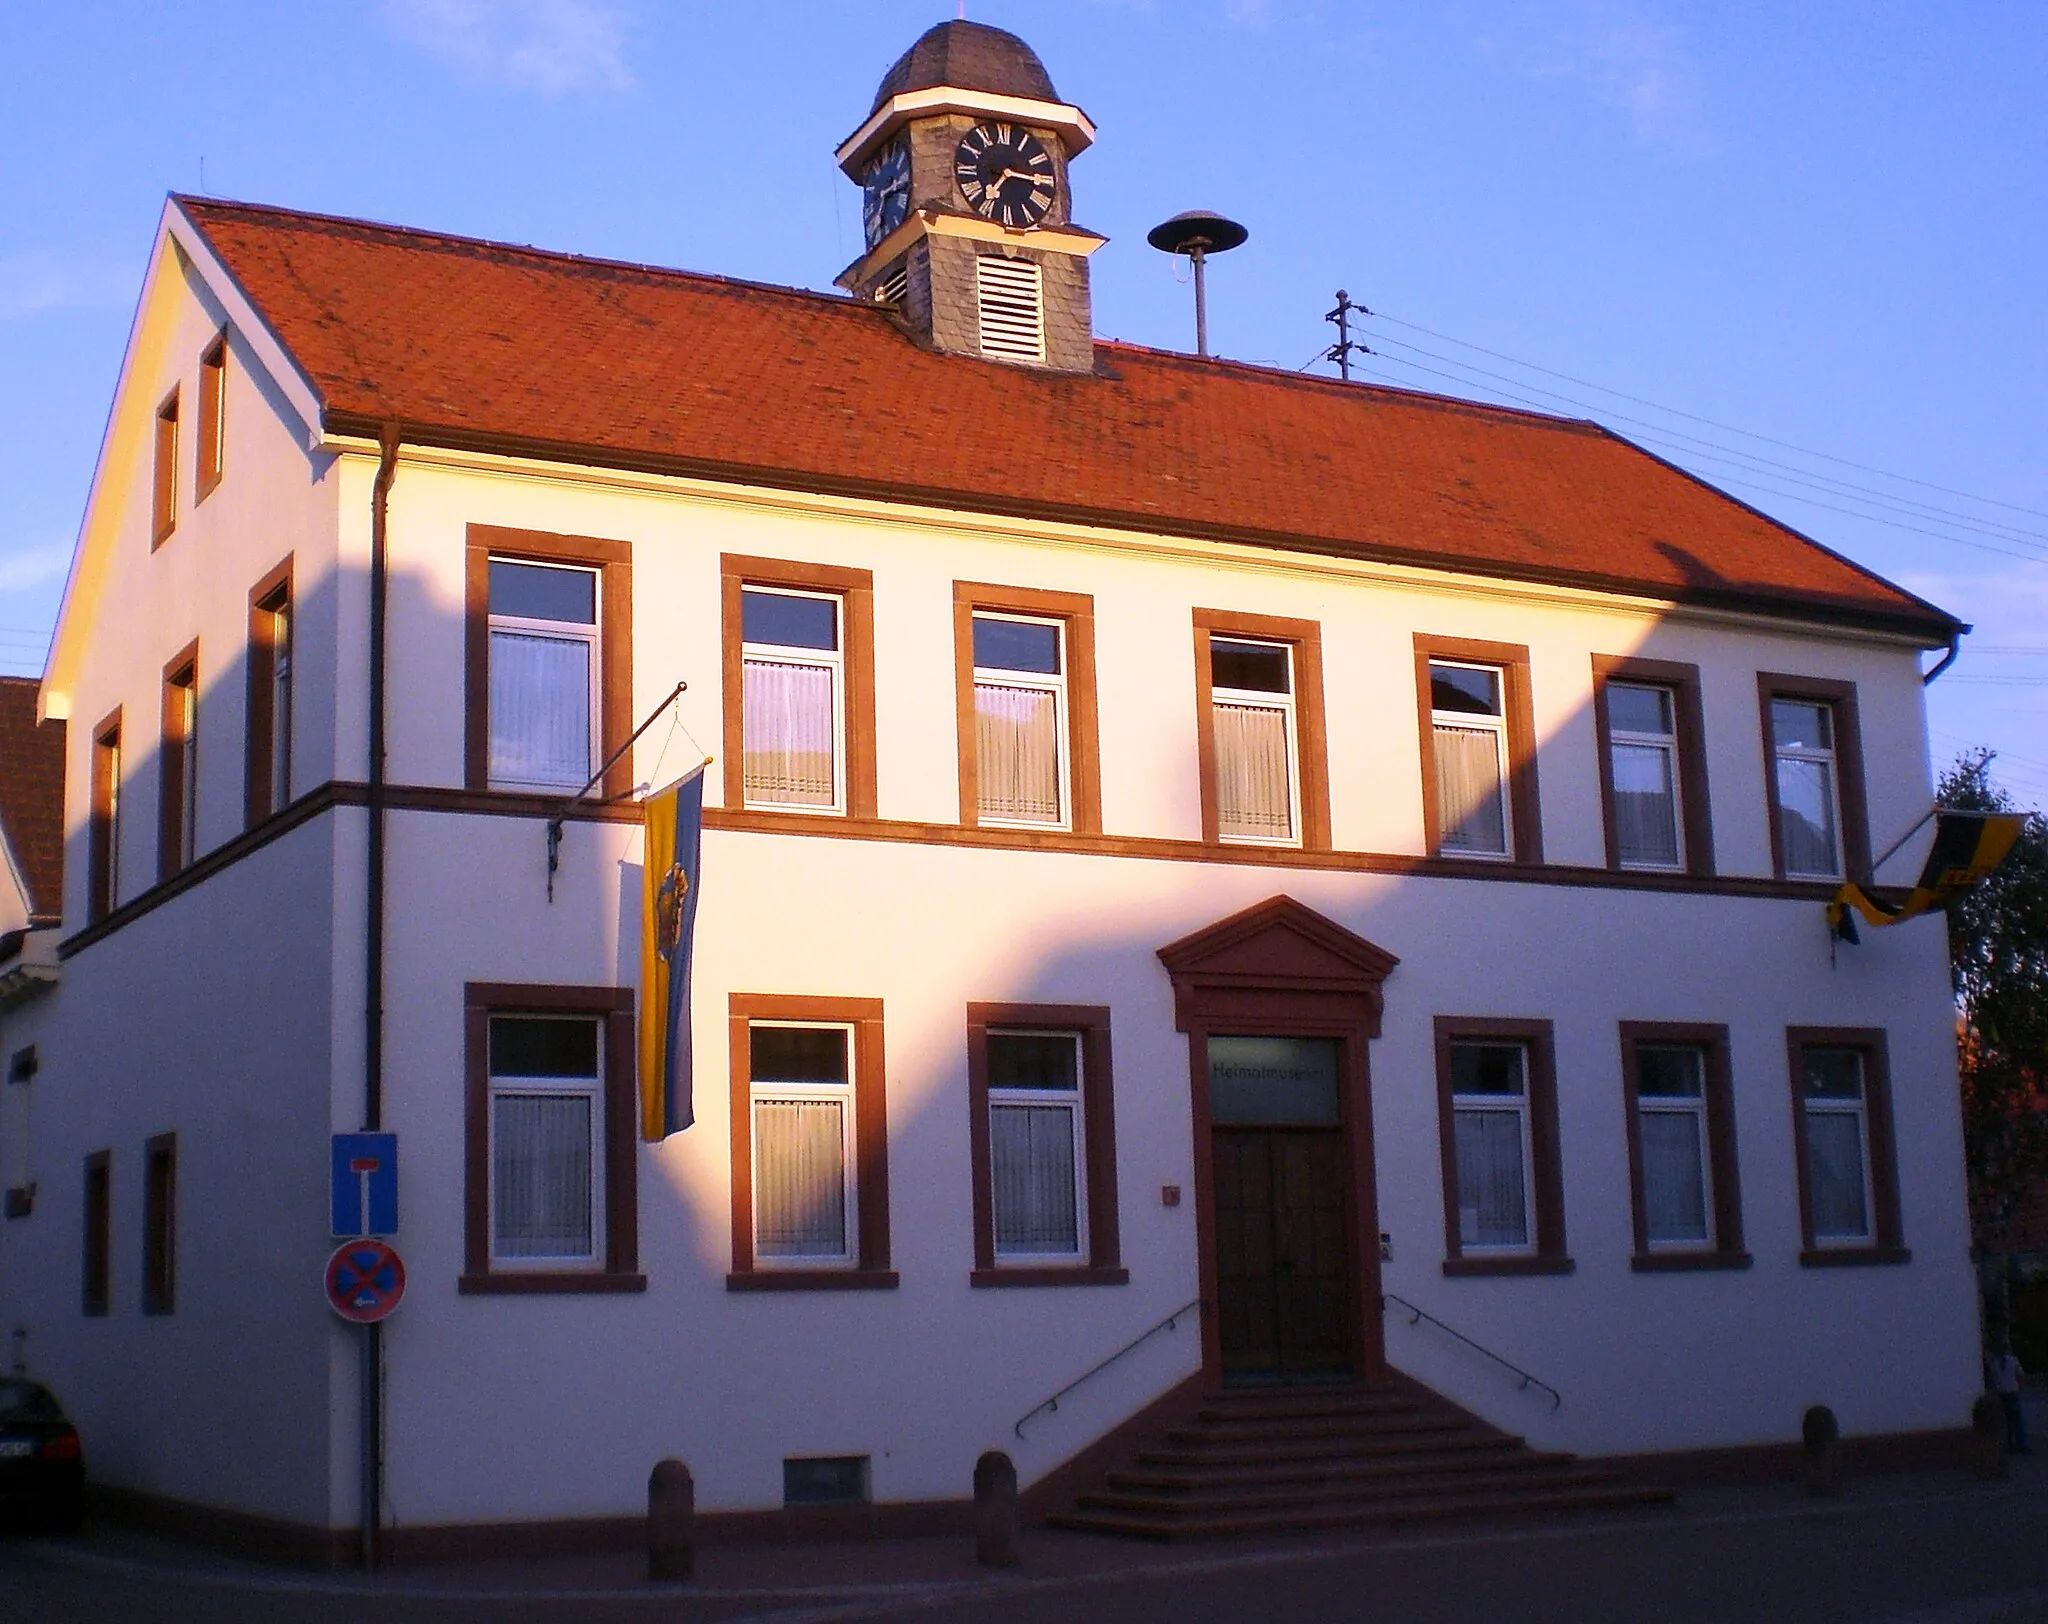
(0, 677, 65, 921)
(182, 198, 1955, 638)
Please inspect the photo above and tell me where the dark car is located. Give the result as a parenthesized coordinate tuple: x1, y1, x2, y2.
(0, 1377, 85, 1533)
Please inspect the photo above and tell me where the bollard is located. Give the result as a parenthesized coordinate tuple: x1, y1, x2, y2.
(1800, 1405, 1841, 1497)
(972, 1449, 1021, 1568)
(648, 1458, 695, 1580)
(1972, 1393, 2010, 1481)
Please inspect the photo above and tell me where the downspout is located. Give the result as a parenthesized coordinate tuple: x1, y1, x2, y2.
(362, 423, 400, 1570)
(1923, 628, 1963, 686)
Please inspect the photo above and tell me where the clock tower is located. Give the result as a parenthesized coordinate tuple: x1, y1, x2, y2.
(835, 21, 1104, 372)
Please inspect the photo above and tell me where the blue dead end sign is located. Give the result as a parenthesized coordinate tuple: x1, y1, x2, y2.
(331, 1133, 398, 1237)
(326, 1239, 406, 1323)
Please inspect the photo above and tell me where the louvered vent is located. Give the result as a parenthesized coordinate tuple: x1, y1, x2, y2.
(874, 261, 909, 307)
(976, 256, 1045, 363)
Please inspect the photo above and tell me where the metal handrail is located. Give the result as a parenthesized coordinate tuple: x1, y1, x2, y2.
(1014, 1298, 1204, 1439)
(1382, 1291, 1562, 1411)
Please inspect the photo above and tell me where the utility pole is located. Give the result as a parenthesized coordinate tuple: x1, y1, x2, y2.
(1324, 289, 1370, 381)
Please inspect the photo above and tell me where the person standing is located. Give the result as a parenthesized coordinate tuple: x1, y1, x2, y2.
(1989, 1339, 2031, 1456)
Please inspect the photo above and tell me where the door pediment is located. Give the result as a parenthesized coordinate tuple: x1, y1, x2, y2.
(1157, 895, 1398, 1032)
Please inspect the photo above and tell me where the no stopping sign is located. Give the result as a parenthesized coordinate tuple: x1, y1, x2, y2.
(326, 1239, 406, 1323)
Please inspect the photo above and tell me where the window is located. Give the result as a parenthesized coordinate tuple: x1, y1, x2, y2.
(89, 710, 122, 923)
(726, 994, 893, 1289)
(82, 1151, 110, 1316)
(1759, 677, 1867, 882)
(246, 558, 293, 826)
(966, 1004, 1124, 1286)
(142, 1133, 176, 1315)
(720, 556, 876, 819)
(196, 334, 226, 500)
(740, 588, 843, 811)
(1414, 635, 1542, 864)
(160, 646, 199, 881)
(977, 255, 1045, 363)
(1193, 611, 1330, 850)
(1787, 1028, 1905, 1264)
(953, 584, 1102, 833)
(1433, 1018, 1569, 1274)
(1593, 656, 1714, 878)
(152, 388, 179, 546)
(461, 983, 642, 1292)
(1619, 1024, 1746, 1269)
(486, 560, 598, 792)
(465, 525, 633, 799)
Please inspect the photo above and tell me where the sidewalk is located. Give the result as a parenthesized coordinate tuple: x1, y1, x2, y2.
(18, 1451, 2048, 1613)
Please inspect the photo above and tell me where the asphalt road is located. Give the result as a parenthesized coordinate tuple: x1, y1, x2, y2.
(9, 1470, 2048, 1623)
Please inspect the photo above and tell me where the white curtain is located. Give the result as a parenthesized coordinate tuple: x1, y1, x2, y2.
(1640, 1110, 1709, 1244)
(1777, 757, 1840, 875)
(493, 1093, 594, 1258)
(1805, 1110, 1870, 1239)
(1454, 1108, 1529, 1247)
(755, 1098, 848, 1257)
(976, 684, 1060, 822)
(490, 630, 592, 789)
(991, 1102, 1079, 1254)
(1216, 703, 1292, 839)
(1612, 741, 1680, 866)
(1436, 725, 1508, 854)
(744, 660, 836, 806)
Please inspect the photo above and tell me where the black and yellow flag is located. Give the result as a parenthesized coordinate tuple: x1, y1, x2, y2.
(1827, 809, 2026, 941)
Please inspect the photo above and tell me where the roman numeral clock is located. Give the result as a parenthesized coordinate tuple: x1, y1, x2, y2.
(954, 123, 1058, 229)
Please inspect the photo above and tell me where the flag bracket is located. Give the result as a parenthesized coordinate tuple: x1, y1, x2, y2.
(547, 682, 687, 902)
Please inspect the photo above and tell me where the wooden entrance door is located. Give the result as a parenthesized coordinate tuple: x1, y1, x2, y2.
(1212, 1126, 1354, 1380)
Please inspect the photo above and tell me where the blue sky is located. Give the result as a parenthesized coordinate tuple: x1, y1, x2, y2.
(4, 2, 2044, 815)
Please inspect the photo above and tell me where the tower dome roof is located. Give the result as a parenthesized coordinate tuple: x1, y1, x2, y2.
(870, 21, 1060, 114)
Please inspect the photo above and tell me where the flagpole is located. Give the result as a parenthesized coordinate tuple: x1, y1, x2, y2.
(1869, 806, 1940, 878)
(548, 681, 687, 901)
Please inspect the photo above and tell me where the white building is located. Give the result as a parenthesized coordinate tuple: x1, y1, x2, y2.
(0, 21, 1980, 1562)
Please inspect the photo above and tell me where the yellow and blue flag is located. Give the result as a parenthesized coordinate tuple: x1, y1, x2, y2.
(640, 764, 706, 1139)
(1828, 809, 2026, 943)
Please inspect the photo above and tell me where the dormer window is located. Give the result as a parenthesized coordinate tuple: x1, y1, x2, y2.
(976, 256, 1044, 363)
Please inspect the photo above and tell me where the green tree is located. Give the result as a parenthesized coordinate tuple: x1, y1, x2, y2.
(1941, 750, 2048, 1275)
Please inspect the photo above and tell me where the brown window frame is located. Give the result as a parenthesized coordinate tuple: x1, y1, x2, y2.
(152, 388, 179, 547)
(952, 582, 1103, 834)
(1414, 633, 1543, 864)
(159, 641, 200, 883)
(196, 332, 226, 501)
(464, 525, 635, 799)
(1191, 609, 1331, 850)
(460, 982, 645, 1294)
(1785, 1026, 1907, 1267)
(1758, 675, 1870, 883)
(965, 1003, 1126, 1287)
(1592, 655, 1715, 877)
(246, 556, 294, 827)
(1618, 1022, 1748, 1271)
(727, 993, 895, 1291)
(720, 555, 878, 819)
(142, 1132, 177, 1315)
(88, 709, 123, 924)
(82, 1150, 111, 1316)
(1433, 1016, 1571, 1276)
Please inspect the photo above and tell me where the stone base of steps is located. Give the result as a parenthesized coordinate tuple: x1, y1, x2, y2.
(1045, 1377, 1675, 1542)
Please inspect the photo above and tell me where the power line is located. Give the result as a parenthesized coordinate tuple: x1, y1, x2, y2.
(1373, 311, 2048, 526)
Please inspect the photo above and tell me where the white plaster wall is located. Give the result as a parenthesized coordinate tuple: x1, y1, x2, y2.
(0, 821, 341, 1523)
(364, 815, 1973, 1522)
(58, 247, 342, 929)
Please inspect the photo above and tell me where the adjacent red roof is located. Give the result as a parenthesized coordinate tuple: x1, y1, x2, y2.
(0, 676, 65, 921)
(181, 197, 1955, 638)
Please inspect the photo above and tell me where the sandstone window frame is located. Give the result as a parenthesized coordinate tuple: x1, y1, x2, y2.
(1191, 609, 1331, 851)
(952, 582, 1101, 834)
(1413, 634, 1543, 865)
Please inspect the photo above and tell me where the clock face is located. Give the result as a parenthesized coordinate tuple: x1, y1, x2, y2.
(954, 123, 1056, 229)
(862, 138, 911, 248)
